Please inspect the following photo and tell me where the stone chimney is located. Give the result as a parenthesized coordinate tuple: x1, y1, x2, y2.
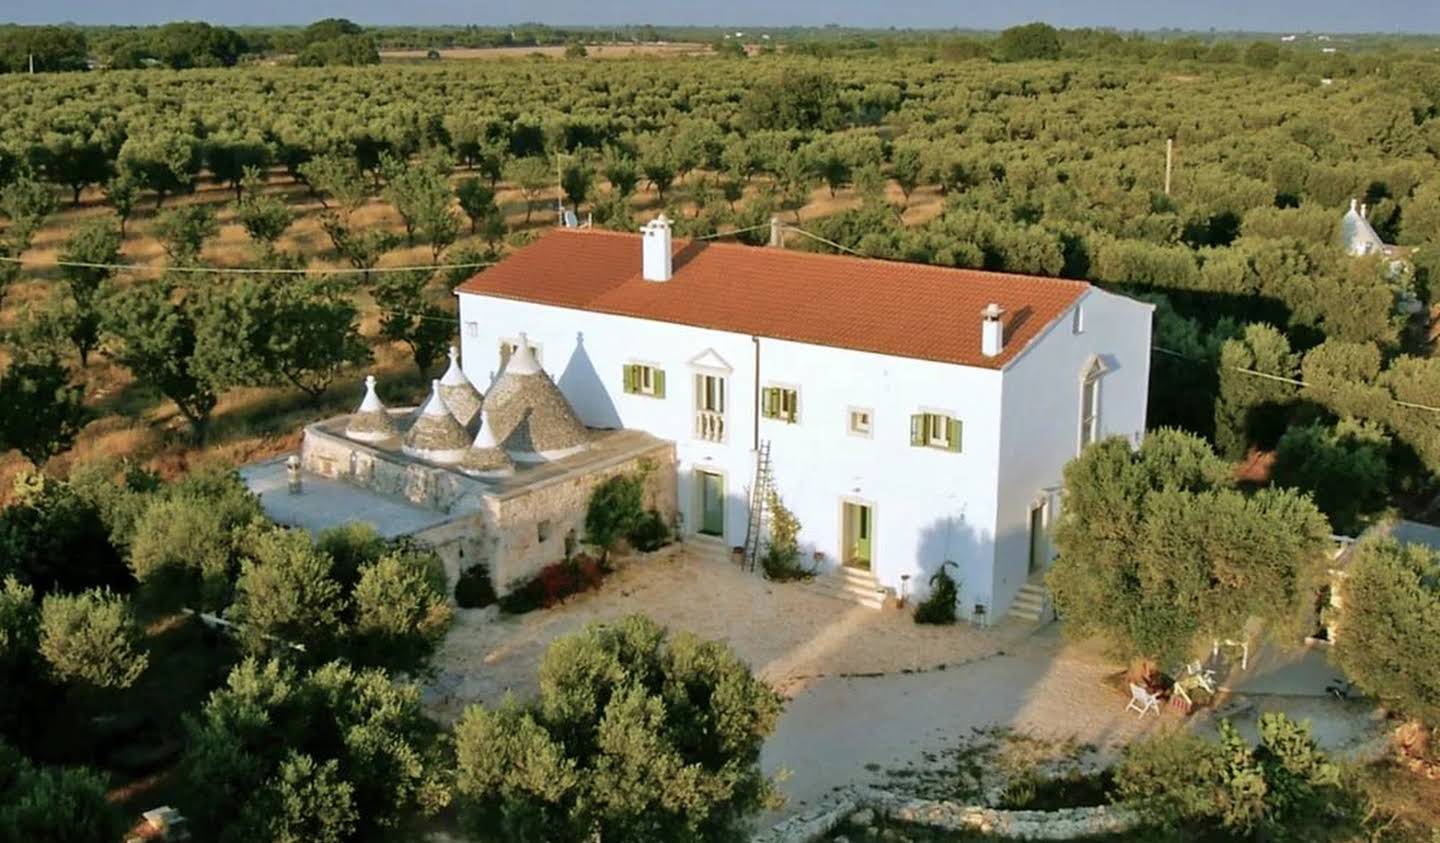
(981, 303, 1005, 358)
(769, 215, 784, 248)
(641, 214, 673, 282)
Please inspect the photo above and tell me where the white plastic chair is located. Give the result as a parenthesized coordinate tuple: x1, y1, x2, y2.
(1186, 661, 1217, 694)
(1126, 683, 1161, 719)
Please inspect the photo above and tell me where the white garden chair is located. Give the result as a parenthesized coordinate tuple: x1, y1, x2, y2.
(1186, 661, 1217, 694)
(1126, 683, 1161, 719)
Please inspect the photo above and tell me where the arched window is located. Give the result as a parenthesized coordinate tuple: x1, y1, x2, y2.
(1079, 357, 1105, 450)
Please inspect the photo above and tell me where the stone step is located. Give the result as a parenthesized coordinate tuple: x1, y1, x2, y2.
(1006, 582, 1052, 624)
(803, 569, 889, 609)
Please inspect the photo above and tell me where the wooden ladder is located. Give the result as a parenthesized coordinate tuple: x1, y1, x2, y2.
(741, 441, 773, 572)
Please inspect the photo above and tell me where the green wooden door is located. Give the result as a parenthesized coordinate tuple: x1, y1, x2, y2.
(845, 503, 872, 570)
(699, 472, 724, 537)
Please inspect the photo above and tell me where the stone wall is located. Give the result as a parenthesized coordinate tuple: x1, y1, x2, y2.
(301, 425, 489, 515)
(298, 422, 677, 600)
(750, 789, 1141, 843)
(488, 443, 677, 591)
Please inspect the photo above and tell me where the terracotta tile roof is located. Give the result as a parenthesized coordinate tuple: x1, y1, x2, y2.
(455, 228, 1090, 370)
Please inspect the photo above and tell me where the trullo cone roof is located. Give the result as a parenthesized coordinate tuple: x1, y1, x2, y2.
(486, 333, 589, 462)
(461, 408, 516, 477)
(402, 379, 471, 464)
(345, 375, 398, 443)
(438, 345, 483, 428)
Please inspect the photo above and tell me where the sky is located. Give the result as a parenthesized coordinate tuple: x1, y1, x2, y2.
(3, 0, 1438, 33)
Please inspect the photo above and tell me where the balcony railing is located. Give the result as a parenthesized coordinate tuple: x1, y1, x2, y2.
(695, 410, 726, 443)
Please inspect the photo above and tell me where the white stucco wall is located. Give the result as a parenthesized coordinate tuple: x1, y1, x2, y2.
(459, 281, 1152, 615)
(992, 289, 1154, 613)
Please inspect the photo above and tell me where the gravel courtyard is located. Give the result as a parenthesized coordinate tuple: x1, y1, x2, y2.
(424, 547, 1387, 823)
(424, 546, 1037, 722)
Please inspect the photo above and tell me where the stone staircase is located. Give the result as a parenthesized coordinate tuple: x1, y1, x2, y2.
(1006, 579, 1053, 624)
(802, 565, 891, 610)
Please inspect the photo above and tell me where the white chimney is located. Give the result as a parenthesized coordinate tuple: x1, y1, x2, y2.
(981, 303, 1005, 358)
(641, 214, 673, 282)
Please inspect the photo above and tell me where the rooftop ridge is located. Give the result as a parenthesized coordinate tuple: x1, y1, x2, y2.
(536, 226, 1092, 291)
(458, 227, 1094, 370)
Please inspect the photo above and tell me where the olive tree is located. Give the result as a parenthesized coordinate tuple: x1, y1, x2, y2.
(1330, 538, 1440, 729)
(38, 588, 148, 690)
(1047, 430, 1331, 679)
(0, 356, 85, 467)
(57, 216, 122, 365)
(181, 658, 450, 841)
(454, 614, 781, 843)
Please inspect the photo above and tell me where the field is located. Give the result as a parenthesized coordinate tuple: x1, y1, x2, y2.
(378, 41, 715, 61)
(1, 29, 1439, 843)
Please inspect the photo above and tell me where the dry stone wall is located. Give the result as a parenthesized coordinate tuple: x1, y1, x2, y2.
(750, 788, 1141, 843)
(302, 425, 489, 514)
(489, 444, 677, 591)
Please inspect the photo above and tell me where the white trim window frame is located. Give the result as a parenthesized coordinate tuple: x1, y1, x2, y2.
(847, 406, 874, 438)
(1079, 358, 1104, 452)
(761, 383, 801, 424)
(911, 408, 962, 453)
(694, 372, 727, 443)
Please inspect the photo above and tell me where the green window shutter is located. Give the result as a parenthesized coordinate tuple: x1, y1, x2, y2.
(762, 388, 777, 419)
(654, 369, 666, 399)
(910, 414, 924, 446)
(948, 418, 963, 453)
(623, 365, 636, 394)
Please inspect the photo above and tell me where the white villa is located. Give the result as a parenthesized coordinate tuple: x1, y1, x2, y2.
(454, 216, 1154, 619)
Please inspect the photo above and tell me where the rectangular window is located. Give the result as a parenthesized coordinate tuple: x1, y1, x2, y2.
(465, 321, 479, 338)
(623, 364, 666, 398)
(909, 412, 962, 453)
(696, 374, 725, 413)
(848, 408, 873, 437)
(761, 386, 799, 424)
(1080, 374, 1101, 448)
(694, 374, 726, 443)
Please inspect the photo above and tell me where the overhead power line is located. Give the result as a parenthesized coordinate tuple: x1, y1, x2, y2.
(1151, 345, 1440, 415)
(0, 255, 498, 276)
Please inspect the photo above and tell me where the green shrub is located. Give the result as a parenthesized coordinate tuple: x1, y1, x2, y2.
(453, 615, 781, 842)
(1115, 713, 1344, 840)
(584, 473, 646, 562)
(914, 564, 959, 624)
(454, 564, 497, 609)
(627, 509, 671, 553)
(760, 489, 812, 581)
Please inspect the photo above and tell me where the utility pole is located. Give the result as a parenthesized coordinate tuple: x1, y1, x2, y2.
(28, 53, 35, 74)
(1164, 137, 1174, 197)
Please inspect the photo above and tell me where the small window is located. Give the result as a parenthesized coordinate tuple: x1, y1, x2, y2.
(465, 321, 479, 338)
(848, 407, 873, 437)
(761, 386, 799, 424)
(1072, 306, 1084, 334)
(537, 520, 552, 543)
(910, 411, 961, 453)
(623, 363, 666, 398)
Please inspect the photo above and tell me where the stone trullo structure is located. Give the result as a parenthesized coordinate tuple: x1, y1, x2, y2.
(242, 338, 674, 598)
